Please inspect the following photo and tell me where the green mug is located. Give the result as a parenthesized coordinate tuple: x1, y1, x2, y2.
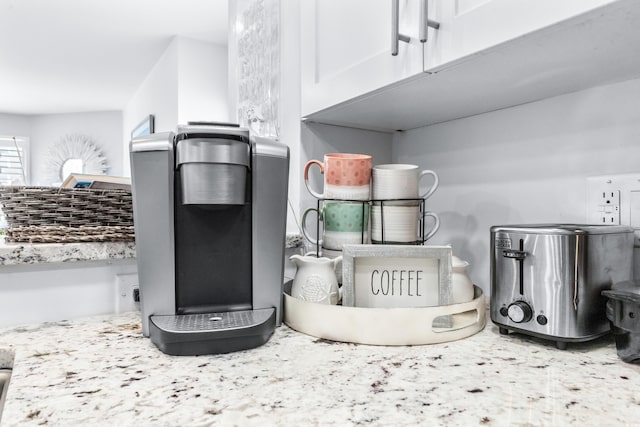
(302, 201, 369, 250)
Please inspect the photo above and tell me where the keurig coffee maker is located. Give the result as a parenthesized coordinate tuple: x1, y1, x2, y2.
(130, 123, 289, 355)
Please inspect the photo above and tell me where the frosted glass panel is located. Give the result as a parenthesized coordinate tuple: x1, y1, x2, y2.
(234, 0, 280, 139)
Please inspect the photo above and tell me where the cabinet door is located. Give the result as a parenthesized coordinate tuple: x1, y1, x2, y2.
(429, 0, 617, 70)
(301, 0, 429, 117)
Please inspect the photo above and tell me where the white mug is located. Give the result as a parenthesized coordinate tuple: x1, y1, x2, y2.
(371, 201, 440, 244)
(372, 164, 438, 201)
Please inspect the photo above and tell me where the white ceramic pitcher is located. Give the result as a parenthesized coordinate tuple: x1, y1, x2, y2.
(290, 254, 342, 305)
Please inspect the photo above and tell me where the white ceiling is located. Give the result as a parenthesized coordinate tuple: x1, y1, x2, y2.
(0, 0, 228, 115)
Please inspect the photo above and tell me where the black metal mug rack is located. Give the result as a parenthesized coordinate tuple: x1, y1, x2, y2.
(310, 198, 369, 257)
(308, 197, 428, 257)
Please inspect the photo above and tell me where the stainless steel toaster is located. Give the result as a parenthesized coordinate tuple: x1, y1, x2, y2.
(490, 224, 634, 349)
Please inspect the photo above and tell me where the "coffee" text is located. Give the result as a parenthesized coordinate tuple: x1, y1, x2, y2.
(370, 269, 423, 296)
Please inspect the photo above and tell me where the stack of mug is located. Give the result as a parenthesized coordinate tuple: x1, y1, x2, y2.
(301, 153, 440, 253)
(371, 164, 440, 244)
(302, 153, 372, 256)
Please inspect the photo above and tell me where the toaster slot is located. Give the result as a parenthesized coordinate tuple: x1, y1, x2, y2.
(519, 239, 524, 295)
(502, 239, 527, 295)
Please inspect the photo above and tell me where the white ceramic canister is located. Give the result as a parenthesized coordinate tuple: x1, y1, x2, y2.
(451, 256, 474, 304)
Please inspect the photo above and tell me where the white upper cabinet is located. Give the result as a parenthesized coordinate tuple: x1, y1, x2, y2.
(430, 0, 616, 70)
(301, 0, 639, 132)
(301, 0, 434, 117)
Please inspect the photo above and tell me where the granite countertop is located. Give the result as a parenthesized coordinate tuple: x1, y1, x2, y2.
(0, 234, 303, 267)
(0, 238, 136, 266)
(0, 311, 638, 426)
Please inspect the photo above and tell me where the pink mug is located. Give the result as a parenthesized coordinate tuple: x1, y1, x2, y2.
(304, 153, 372, 200)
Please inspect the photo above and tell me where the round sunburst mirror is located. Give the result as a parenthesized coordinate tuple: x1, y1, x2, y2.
(46, 133, 109, 184)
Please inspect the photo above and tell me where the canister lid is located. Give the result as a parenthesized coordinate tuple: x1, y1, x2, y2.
(603, 280, 640, 303)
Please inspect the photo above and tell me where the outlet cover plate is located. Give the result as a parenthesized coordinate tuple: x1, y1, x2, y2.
(586, 173, 640, 246)
(115, 273, 140, 313)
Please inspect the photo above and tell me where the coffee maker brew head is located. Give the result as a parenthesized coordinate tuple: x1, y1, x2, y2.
(176, 137, 250, 206)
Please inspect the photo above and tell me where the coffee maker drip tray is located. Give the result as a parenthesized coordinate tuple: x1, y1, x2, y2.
(148, 308, 276, 356)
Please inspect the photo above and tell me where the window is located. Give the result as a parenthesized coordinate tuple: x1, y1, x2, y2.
(0, 136, 29, 185)
(0, 135, 29, 230)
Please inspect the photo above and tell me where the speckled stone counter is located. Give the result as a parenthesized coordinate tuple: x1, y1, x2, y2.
(0, 238, 136, 266)
(285, 233, 303, 249)
(1, 311, 638, 426)
(0, 234, 302, 267)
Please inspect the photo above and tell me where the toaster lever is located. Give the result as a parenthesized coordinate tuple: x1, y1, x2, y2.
(502, 249, 527, 260)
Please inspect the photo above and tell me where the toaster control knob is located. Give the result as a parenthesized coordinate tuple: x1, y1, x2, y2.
(507, 301, 532, 323)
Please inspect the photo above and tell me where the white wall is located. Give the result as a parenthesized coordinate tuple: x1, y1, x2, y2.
(122, 39, 179, 176)
(0, 113, 31, 137)
(177, 38, 228, 124)
(0, 260, 137, 328)
(30, 111, 123, 185)
(393, 77, 640, 293)
(1, 112, 123, 185)
(123, 36, 228, 176)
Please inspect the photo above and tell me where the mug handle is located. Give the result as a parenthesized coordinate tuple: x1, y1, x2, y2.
(304, 160, 325, 199)
(301, 207, 321, 246)
(419, 170, 439, 200)
(422, 211, 440, 241)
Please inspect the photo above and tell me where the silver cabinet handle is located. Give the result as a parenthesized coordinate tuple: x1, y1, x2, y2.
(392, 0, 410, 56)
(419, 0, 441, 43)
(393, 0, 441, 56)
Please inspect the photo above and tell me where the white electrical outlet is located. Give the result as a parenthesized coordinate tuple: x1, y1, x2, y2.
(586, 173, 640, 247)
(595, 189, 621, 224)
(115, 274, 140, 313)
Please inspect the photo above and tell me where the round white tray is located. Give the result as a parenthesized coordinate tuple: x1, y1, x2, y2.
(283, 281, 486, 345)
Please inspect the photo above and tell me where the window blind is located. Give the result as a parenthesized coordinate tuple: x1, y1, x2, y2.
(0, 137, 28, 185)
(0, 136, 29, 230)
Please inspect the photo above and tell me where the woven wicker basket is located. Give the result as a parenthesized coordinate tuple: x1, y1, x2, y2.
(0, 186, 135, 243)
